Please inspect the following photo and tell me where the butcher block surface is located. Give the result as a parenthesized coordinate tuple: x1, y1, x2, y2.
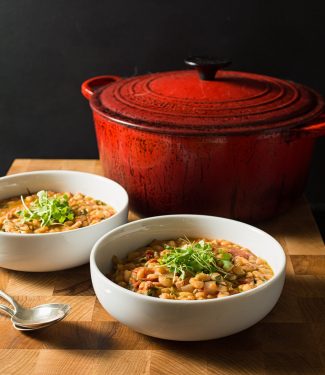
(0, 159, 324, 375)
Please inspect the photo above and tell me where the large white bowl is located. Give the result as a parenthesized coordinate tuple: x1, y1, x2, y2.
(90, 215, 286, 341)
(0, 170, 128, 272)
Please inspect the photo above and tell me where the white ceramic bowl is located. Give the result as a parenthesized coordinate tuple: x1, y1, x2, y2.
(90, 215, 286, 341)
(0, 170, 128, 272)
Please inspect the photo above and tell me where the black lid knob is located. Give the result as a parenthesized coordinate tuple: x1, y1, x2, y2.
(185, 56, 231, 81)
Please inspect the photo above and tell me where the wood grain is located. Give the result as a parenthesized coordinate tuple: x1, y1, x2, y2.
(0, 159, 324, 375)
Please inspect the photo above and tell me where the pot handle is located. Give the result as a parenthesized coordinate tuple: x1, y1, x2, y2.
(291, 113, 325, 138)
(185, 56, 231, 81)
(81, 75, 121, 100)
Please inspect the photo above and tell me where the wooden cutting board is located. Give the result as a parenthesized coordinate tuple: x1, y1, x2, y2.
(0, 159, 324, 375)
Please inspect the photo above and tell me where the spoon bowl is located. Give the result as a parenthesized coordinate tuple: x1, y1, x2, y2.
(0, 290, 70, 330)
(12, 305, 69, 326)
(13, 312, 68, 331)
(12, 304, 70, 325)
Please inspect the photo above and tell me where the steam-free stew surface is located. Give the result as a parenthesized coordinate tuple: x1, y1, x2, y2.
(0, 191, 115, 233)
(110, 237, 273, 300)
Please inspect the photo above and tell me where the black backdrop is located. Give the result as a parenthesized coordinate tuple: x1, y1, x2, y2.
(1, 0, 324, 229)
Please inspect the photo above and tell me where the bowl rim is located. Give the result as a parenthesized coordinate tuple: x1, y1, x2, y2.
(90, 214, 286, 305)
(0, 169, 129, 237)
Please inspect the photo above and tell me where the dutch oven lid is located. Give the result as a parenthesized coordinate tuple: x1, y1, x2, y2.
(90, 57, 324, 135)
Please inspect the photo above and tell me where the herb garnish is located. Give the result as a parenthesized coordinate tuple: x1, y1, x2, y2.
(18, 190, 75, 227)
(159, 239, 232, 279)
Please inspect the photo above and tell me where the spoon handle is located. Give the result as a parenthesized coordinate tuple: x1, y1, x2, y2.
(0, 304, 15, 317)
(0, 290, 19, 312)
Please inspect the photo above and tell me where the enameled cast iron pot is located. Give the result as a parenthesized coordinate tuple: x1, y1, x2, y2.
(82, 58, 325, 222)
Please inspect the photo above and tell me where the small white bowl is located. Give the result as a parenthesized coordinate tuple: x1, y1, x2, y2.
(90, 215, 286, 341)
(0, 170, 128, 272)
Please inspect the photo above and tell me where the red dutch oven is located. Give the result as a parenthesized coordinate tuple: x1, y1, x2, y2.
(82, 58, 325, 222)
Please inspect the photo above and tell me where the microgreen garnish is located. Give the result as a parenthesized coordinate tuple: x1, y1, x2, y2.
(159, 239, 232, 279)
(218, 252, 233, 271)
(18, 190, 75, 227)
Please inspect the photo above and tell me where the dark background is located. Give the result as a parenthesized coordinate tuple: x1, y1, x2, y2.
(0, 1, 324, 233)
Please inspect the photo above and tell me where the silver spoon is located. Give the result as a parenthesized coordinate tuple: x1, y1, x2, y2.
(0, 304, 66, 331)
(13, 312, 67, 331)
(0, 304, 67, 329)
(0, 290, 70, 329)
(13, 314, 68, 331)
